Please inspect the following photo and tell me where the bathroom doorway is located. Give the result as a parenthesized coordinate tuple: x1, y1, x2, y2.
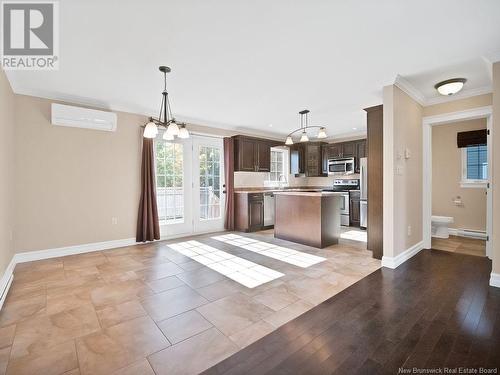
(423, 106, 492, 259)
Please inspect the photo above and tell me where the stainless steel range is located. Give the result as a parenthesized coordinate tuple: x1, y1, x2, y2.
(323, 179, 360, 226)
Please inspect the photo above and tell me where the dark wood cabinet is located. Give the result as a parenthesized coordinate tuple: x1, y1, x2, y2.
(290, 144, 305, 175)
(328, 143, 343, 159)
(289, 142, 326, 177)
(324, 139, 367, 173)
(321, 144, 329, 175)
(349, 190, 361, 227)
(305, 143, 323, 177)
(248, 196, 264, 231)
(237, 138, 257, 171)
(235, 192, 268, 232)
(256, 142, 271, 172)
(354, 140, 367, 172)
(233, 136, 281, 172)
(342, 142, 356, 158)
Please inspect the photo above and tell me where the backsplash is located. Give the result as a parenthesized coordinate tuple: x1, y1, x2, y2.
(234, 172, 360, 188)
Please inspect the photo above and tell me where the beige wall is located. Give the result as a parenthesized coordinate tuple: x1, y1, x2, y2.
(0, 70, 15, 275)
(423, 94, 492, 117)
(492, 62, 500, 276)
(432, 119, 487, 232)
(383, 85, 423, 257)
(14, 95, 146, 252)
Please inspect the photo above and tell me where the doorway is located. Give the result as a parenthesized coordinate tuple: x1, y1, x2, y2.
(422, 106, 493, 259)
(154, 134, 225, 238)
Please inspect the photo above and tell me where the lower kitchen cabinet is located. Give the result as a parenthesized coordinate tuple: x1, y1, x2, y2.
(235, 192, 273, 232)
(349, 190, 361, 227)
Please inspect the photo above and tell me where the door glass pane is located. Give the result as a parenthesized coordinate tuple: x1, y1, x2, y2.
(199, 146, 222, 220)
(156, 141, 184, 224)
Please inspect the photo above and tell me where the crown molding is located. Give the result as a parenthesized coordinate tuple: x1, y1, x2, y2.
(394, 75, 426, 105)
(394, 74, 492, 107)
(483, 51, 500, 65)
(424, 85, 492, 106)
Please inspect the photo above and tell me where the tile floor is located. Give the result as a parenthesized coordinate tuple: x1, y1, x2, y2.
(0, 230, 379, 375)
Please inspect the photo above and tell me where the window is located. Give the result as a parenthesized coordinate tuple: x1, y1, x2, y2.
(155, 140, 184, 223)
(269, 148, 287, 183)
(199, 146, 221, 220)
(461, 145, 488, 188)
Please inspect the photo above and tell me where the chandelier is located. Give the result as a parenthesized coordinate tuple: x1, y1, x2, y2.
(285, 109, 327, 145)
(143, 66, 189, 140)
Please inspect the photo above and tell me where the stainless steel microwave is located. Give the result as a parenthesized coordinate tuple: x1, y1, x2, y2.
(328, 157, 355, 175)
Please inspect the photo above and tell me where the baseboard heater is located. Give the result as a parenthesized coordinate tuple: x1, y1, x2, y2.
(448, 228, 487, 240)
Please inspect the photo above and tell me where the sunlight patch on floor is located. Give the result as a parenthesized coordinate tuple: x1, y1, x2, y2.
(168, 240, 284, 288)
(212, 234, 326, 268)
(340, 230, 367, 243)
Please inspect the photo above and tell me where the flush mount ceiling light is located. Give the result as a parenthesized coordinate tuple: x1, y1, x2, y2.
(434, 78, 467, 96)
(284, 110, 327, 145)
(142, 66, 189, 139)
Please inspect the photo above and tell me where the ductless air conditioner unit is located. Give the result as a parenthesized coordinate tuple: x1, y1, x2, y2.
(51, 103, 117, 132)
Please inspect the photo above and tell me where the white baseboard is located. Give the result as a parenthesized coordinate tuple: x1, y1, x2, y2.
(14, 237, 137, 264)
(0, 258, 16, 310)
(381, 241, 424, 269)
(447, 228, 487, 240)
(490, 273, 500, 288)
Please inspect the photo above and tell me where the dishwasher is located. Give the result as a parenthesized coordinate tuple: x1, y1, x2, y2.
(263, 192, 275, 226)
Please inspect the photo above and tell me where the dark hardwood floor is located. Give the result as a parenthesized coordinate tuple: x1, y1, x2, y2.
(203, 249, 500, 375)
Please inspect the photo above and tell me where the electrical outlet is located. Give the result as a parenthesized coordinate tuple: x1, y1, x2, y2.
(111, 217, 118, 225)
(407, 225, 412, 236)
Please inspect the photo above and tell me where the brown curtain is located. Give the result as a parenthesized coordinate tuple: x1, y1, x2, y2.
(224, 137, 235, 230)
(136, 138, 160, 242)
(457, 129, 487, 148)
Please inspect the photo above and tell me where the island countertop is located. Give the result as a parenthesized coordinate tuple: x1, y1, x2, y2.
(273, 191, 345, 197)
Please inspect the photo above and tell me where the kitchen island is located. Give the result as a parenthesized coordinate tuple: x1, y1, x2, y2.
(274, 191, 343, 248)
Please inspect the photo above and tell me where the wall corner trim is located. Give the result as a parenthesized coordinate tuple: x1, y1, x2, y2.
(490, 273, 500, 288)
(381, 241, 424, 269)
(0, 258, 16, 310)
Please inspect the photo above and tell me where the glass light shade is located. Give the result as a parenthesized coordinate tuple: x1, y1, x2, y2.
(163, 131, 174, 141)
(166, 122, 180, 136)
(285, 136, 294, 145)
(178, 125, 190, 139)
(143, 121, 158, 138)
(435, 79, 466, 96)
(299, 132, 309, 143)
(317, 127, 327, 139)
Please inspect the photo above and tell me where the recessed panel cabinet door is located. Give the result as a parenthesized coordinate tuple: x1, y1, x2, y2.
(342, 142, 356, 158)
(249, 200, 264, 231)
(238, 139, 257, 171)
(328, 144, 343, 158)
(256, 142, 271, 172)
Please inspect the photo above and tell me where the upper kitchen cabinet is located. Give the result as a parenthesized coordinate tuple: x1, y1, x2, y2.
(233, 135, 281, 172)
(290, 144, 305, 175)
(290, 142, 326, 177)
(324, 139, 367, 173)
(341, 142, 356, 158)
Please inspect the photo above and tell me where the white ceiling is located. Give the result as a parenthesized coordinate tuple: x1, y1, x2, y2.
(6, 0, 500, 139)
(401, 58, 493, 104)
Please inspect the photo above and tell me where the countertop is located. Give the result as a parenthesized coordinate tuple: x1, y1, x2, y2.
(234, 187, 324, 194)
(273, 191, 345, 197)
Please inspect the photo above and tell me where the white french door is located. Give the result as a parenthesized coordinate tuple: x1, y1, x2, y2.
(155, 134, 225, 238)
(192, 136, 225, 233)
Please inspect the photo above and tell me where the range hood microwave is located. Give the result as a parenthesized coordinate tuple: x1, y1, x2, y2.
(328, 157, 355, 176)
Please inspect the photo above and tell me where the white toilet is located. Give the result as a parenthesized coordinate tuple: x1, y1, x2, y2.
(431, 216, 454, 239)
